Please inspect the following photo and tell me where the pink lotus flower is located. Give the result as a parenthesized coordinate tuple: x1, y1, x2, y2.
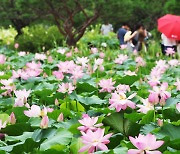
(47, 56, 53, 63)
(91, 47, 98, 54)
(124, 70, 137, 76)
(9, 112, 16, 124)
(24, 105, 41, 117)
(78, 115, 103, 132)
(148, 75, 161, 87)
(176, 103, 180, 113)
(109, 92, 136, 112)
(76, 57, 89, 68)
(35, 53, 47, 60)
(14, 89, 31, 107)
(148, 82, 171, 106)
(174, 78, 180, 91)
(57, 113, 64, 122)
(14, 43, 19, 49)
(0, 71, 4, 76)
(0, 54, 6, 64)
(0, 120, 6, 130)
(18, 51, 26, 57)
(116, 84, 130, 93)
(57, 48, 66, 54)
(53, 71, 64, 80)
(24, 105, 53, 117)
(93, 58, 104, 72)
(57, 82, 75, 94)
(165, 48, 175, 56)
(99, 78, 115, 93)
(26, 61, 41, 70)
(114, 54, 128, 65)
(128, 133, 164, 154)
(57, 61, 76, 73)
(99, 52, 105, 58)
(135, 56, 146, 67)
(0, 79, 15, 96)
(66, 51, 72, 57)
(79, 128, 112, 153)
(40, 115, 49, 129)
(70, 66, 84, 81)
(168, 59, 179, 67)
(137, 98, 154, 114)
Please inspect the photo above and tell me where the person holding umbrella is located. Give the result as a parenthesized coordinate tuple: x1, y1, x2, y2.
(158, 14, 180, 55)
(161, 33, 177, 55)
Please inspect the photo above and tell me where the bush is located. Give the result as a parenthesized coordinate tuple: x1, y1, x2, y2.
(0, 26, 17, 46)
(77, 24, 119, 49)
(16, 24, 64, 52)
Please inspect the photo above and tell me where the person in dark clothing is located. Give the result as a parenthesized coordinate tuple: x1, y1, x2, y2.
(117, 23, 130, 49)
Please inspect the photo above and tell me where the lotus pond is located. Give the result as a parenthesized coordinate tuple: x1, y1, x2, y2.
(0, 42, 179, 154)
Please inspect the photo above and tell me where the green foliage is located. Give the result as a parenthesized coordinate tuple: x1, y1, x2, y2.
(16, 24, 64, 52)
(0, 26, 17, 46)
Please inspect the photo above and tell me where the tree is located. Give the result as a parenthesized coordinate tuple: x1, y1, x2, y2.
(41, 0, 102, 46)
(0, 0, 41, 36)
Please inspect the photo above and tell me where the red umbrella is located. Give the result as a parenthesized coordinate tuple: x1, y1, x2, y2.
(158, 14, 180, 40)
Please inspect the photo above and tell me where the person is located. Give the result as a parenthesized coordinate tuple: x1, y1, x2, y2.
(101, 22, 113, 35)
(161, 33, 177, 55)
(117, 23, 130, 49)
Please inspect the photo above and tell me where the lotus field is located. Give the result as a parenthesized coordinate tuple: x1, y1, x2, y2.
(0, 42, 179, 154)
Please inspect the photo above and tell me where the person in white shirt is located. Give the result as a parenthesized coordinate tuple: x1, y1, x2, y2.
(101, 23, 113, 35)
(161, 33, 177, 55)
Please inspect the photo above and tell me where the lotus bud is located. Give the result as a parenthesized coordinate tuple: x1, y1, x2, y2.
(157, 119, 163, 127)
(148, 93, 159, 105)
(9, 112, 16, 124)
(14, 43, 19, 49)
(99, 66, 104, 72)
(0, 133, 5, 141)
(40, 115, 49, 129)
(57, 113, 64, 122)
(55, 99, 59, 106)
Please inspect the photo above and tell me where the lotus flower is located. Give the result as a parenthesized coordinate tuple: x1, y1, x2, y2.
(79, 128, 112, 153)
(99, 78, 115, 93)
(128, 133, 164, 154)
(24, 105, 53, 117)
(78, 115, 103, 132)
(135, 56, 146, 67)
(124, 70, 137, 76)
(109, 92, 136, 112)
(35, 53, 47, 60)
(14, 89, 31, 107)
(165, 48, 175, 56)
(93, 58, 104, 72)
(76, 57, 89, 68)
(53, 71, 64, 80)
(137, 98, 154, 114)
(168, 59, 179, 67)
(114, 54, 128, 64)
(116, 84, 130, 93)
(18, 51, 26, 57)
(174, 78, 180, 91)
(176, 103, 180, 113)
(148, 82, 171, 106)
(57, 82, 75, 94)
(0, 120, 6, 130)
(0, 54, 6, 64)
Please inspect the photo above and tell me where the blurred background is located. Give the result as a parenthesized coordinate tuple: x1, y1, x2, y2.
(0, 0, 179, 52)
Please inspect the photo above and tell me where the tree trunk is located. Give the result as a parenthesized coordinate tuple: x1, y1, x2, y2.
(66, 36, 77, 46)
